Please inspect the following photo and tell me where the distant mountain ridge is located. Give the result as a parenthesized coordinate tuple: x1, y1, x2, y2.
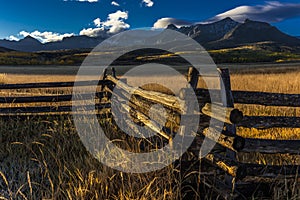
(169, 18, 300, 50)
(0, 18, 300, 52)
(207, 19, 300, 49)
(0, 35, 108, 52)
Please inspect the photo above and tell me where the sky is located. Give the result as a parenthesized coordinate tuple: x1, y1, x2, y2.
(1, 0, 300, 43)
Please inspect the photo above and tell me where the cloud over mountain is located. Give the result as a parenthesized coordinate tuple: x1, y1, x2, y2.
(79, 28, 106, 37)
(206, 1, 300, 23)
(153, 2, 300, 29)
(7, 10, 130, 42)
(7, 35, 19, 41)
(153, 17, 194, 29)
(18, 31, 74, 43)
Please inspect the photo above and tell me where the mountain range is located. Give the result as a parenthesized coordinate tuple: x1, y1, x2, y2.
(0, 35, 108, 52)
(0, 18, 300, 53)
(168, 18, 300, 51)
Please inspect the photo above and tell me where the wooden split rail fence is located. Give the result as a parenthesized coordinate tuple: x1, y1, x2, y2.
(0, 67, 299, 199)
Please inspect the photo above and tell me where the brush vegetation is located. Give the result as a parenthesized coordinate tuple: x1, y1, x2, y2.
(1, 45, 300, 66)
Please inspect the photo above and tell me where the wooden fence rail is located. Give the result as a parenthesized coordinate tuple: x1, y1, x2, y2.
(196, 89, 300, 107)
(0, 103, 111, 114)
(242, 138, 300, 154)
(238, 116, 300, 129)
(0, 92, 109, 104)
(106, 75, 184, 112)
(0, 80, 109, 90)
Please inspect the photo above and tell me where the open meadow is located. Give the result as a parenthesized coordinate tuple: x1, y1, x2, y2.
(0, 63, 299, 199)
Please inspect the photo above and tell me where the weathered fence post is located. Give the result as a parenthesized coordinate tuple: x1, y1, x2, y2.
(218, 68, 237, 191)
(100, 68, 108, 93)
(112, 67, 117, 78)
(187, 66, 199, 90)
(178, 67, 199, 153)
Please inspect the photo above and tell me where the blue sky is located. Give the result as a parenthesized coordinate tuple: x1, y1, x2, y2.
(1, 0, 300, 43)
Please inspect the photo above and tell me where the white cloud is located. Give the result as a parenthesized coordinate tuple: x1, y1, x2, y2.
(79, 10, 130, 37)
(142, 0, 154, 7)
(7, 35, 20, 41)
(206, 1, 300, 23)
(153, 17, 194, 29)
(93, 18, 101, 27)
(19, 30, 74, 43)
(79, 27, 107, 37)
(104, 10, 129, 33)
(111, 1, 120, 6)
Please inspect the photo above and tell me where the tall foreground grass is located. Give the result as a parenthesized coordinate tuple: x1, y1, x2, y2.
(0, 116, 199, 199)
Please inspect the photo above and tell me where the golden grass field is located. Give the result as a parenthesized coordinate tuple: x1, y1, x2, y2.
(0, 65, 299, 199)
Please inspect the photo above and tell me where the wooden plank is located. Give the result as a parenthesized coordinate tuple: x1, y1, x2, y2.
(0, 109, 112, 118)
(202, 127, 245, 152)
(112, 98, 150, 139)
(0, 92, 109, 103)
(204, 153, 246, 180)
(0, 103, 111, 113)
(111, 97, 172, 141)
(196, 89, 300, 107)
(237, 116, 300, 129)
(0, 80, 109, 90)
(243, 163, 300, 177)
(106, 75, 185, 113)
(107, 86, 180, 130)
(232, 91, 300, 107)
(201, 103, 243, 124)
(242, 138, 300, 154)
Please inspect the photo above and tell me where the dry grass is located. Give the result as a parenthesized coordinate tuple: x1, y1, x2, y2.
(231, 71, 300, 94)
(0, 73, 7, 84)
(2, 74, 76, 84)
(0, 65, 300, 199)
(0, 116, 189, 199)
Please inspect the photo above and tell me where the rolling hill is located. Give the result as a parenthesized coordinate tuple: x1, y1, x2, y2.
(0, 46, 14, 52)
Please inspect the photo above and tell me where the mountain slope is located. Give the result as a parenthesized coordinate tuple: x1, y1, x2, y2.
(44, 35, 107, 51)
(172, 17, 240, 44)
(0, 36, 43, 52)
(206, 19, 300, 49)
(0, 46, 14, 52)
